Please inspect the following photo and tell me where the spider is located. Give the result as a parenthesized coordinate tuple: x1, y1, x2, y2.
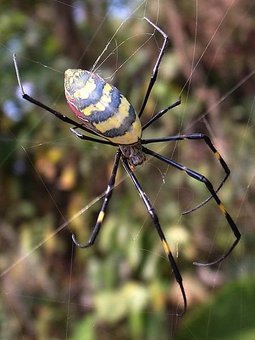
(13, 17, 241, 315)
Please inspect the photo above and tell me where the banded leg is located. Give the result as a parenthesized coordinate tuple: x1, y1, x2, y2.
(143, 146, 241, 266)
(122, 157, 187, 316)
(138, 17, 169, 118)
(72, 150, 121, 248)
(142, 133, 230, 213)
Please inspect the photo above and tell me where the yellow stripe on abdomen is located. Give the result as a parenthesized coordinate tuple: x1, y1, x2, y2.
(65, 69, 142, 145)
(94, 95, 131, 132)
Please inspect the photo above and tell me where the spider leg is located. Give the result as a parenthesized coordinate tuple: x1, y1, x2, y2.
(72, 150, 121, 248)
(70, 127, 117, 146)
(142, 133, 230, 213)
(13, 53, 100, 138)
(122, 157, 187, 316)
(138, 17, 169, 118)
(143, 146, 241, 266)
(142, 98, 181, 131)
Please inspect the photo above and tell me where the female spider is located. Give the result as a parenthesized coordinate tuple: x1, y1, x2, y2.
(13, 17, 241, 315)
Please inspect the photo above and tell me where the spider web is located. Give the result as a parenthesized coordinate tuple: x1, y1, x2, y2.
(0, 0, 254, 338)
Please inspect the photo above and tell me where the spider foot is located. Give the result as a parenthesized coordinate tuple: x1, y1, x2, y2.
(72, 233, 91, 248)
(193, 256, 225, 267)
(182, 174, 229, 215)
(193, 237, 240, 267)
(175, 282, 187, 317)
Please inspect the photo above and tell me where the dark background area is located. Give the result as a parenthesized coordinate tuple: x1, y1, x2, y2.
(0, 0, 254, 339)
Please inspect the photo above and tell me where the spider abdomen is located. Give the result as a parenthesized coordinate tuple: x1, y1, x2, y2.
(64, 69, 142, 145)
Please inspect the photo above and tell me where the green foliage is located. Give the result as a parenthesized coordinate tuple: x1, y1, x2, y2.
(0, 0, 254, 339)
(176, 278, 255, 340)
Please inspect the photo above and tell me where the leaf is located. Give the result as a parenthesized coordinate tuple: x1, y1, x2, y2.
(176, 278, 255, 340)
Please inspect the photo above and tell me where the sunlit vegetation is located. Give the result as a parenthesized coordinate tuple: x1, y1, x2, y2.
(0, 0, 254, 338)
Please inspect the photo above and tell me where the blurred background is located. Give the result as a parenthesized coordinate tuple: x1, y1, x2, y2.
(0, 0, 254, 339)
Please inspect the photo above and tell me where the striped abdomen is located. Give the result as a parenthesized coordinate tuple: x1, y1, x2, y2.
(64, 69, 142, 145)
